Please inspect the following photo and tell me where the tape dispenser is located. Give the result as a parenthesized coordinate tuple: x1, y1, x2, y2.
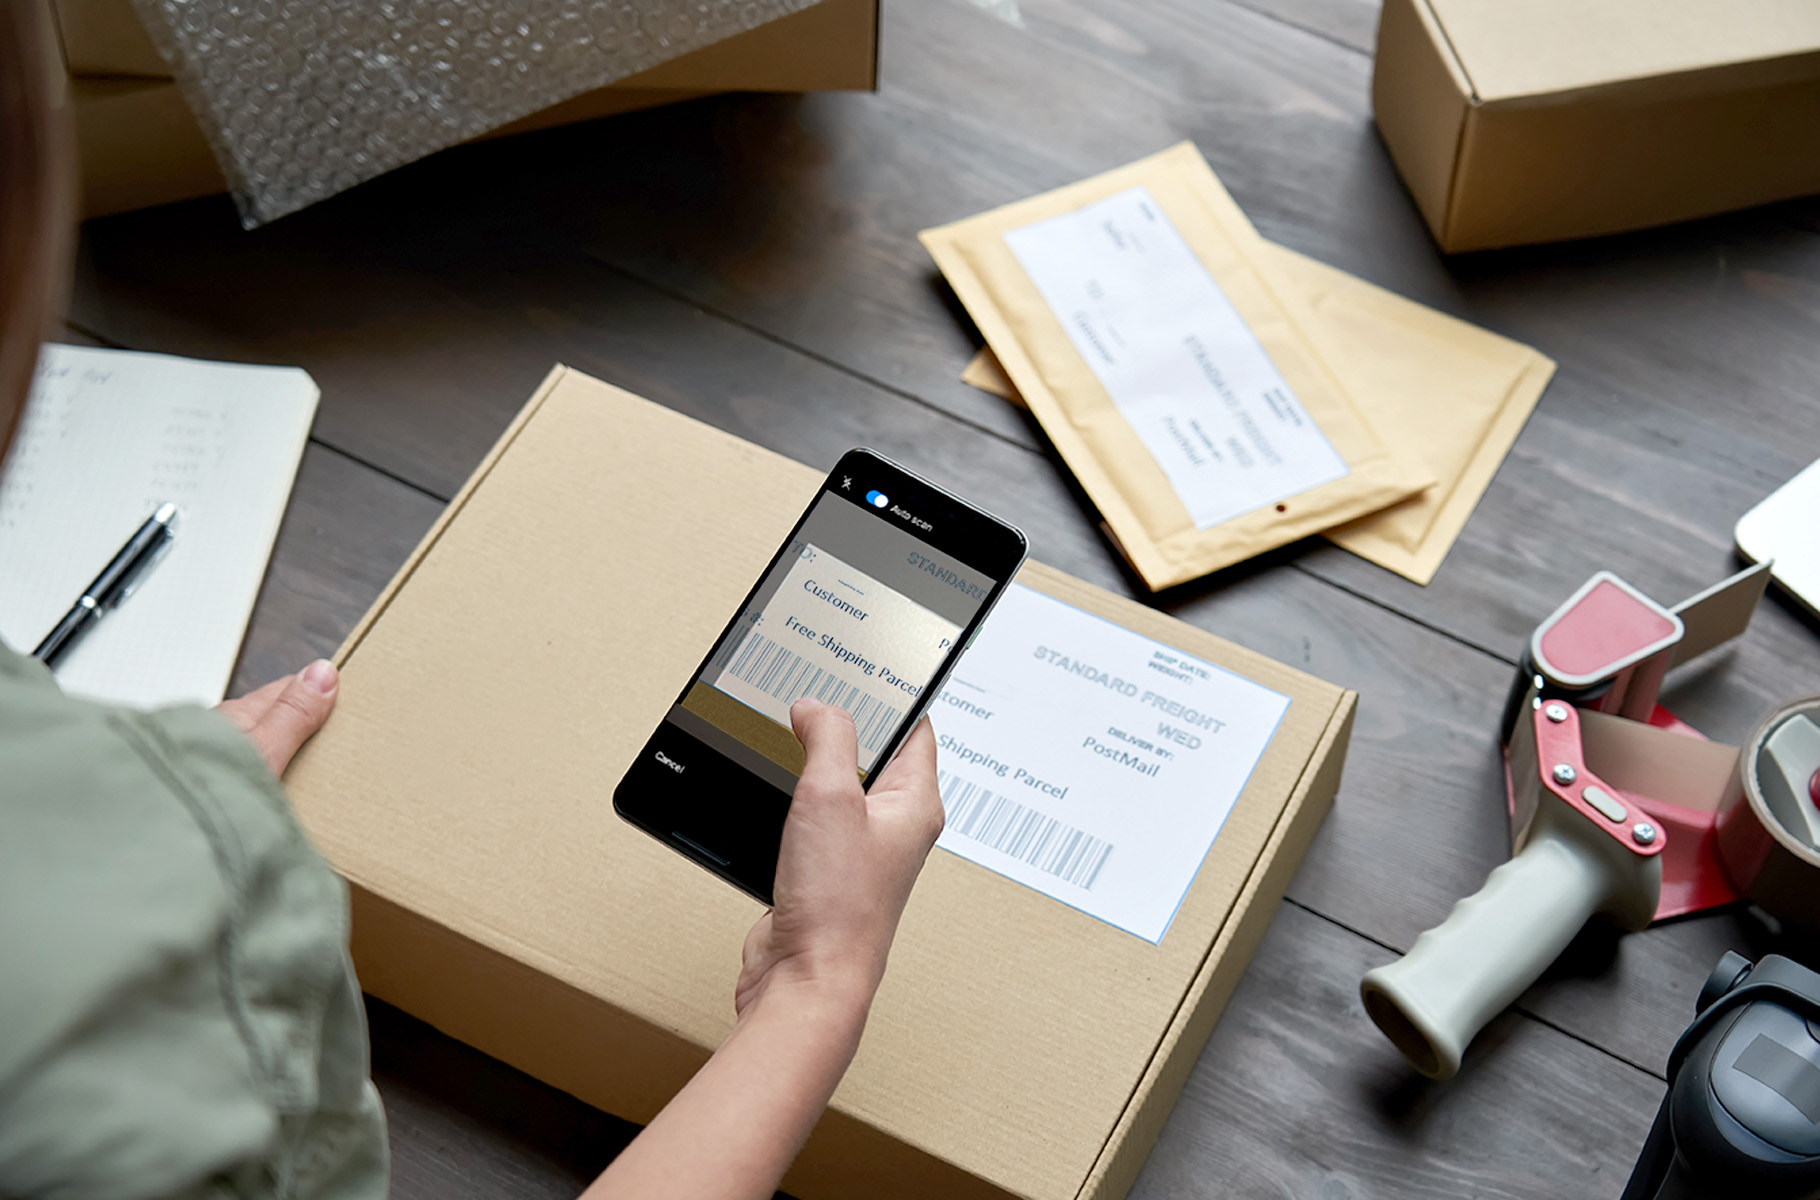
(1362, 562, 1820, 1079)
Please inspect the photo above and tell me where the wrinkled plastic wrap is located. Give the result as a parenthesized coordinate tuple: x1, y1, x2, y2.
(130, 0, 822, 225)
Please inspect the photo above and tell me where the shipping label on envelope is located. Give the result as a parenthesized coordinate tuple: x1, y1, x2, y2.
(1004, 187, 1353, 530)
(921, 142, 1434, 591)
(924, 142, 1554, 589)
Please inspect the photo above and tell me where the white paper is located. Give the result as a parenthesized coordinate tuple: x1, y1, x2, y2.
(0, 345, 318, 707)
(932, 583, 1289, 942)
(1003, 186, 1350, 529)
(707, 542, 962, 773)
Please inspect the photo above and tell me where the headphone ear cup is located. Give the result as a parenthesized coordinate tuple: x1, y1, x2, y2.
(1701, 951, 1755, 1013)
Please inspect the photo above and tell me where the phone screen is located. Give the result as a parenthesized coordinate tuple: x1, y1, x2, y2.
(676, 485, 1001, 788)
(615, 449, 1026, 901)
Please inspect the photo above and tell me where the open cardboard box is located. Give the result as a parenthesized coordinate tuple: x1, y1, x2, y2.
(1373, 0, 1820, 252)
(63, 0, 878, 217)
(283, 366, 1356, 1200)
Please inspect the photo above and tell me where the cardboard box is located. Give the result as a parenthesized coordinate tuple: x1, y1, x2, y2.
(65, 0, 878, 217)
(53, 0, 168, 78)
(1373, 0, 1820, 252)
(283, 366, 1356, 1200)
(71, 76, 224, 220)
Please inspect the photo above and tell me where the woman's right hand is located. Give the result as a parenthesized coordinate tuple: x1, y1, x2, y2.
(733, 699, 946, 1026)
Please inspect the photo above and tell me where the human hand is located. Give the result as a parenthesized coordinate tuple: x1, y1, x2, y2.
(734, 699, 945, 1025)
(215, 659, 339, 776)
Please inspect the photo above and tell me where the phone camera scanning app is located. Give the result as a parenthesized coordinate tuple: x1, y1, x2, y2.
(676, 487, 999, 781)
(704, 545, 958, 773)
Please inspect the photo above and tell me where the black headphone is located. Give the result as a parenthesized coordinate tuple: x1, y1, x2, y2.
(1622, 953, 1820, 1200)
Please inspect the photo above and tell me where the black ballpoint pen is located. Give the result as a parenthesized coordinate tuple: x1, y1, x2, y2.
(32, 502, 179, 669)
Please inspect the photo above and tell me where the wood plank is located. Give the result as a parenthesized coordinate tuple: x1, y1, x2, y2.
(418, 0, 1820, 1072)
(1133, 902, 1661, 1198)
(71, 183, 1749, 1074)
(72, 202, 605, 503)
(443, 0, 1820, 697)
(455, 0, 1408, 443)
(1213, 0, 1382, 54)
(71, 0, 1405, 465)
(66, 0, 1816, 1135)
(77, 0, 1820, 685)
(1282, 205, 1820, 689)
(230, 443, 444, 696)
(368, 902, 1664, 1200)
(370, 998, 634, 1200)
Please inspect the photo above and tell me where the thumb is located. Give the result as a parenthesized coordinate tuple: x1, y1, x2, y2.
(790, 698, 860, 801)
(248, 659, 339, 776)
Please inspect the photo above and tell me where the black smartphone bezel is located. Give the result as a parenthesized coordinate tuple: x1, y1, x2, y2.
(613, 448, 1028, 904)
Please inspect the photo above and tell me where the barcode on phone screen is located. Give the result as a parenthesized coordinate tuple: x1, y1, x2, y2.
(714, 630, 903, 753)
(938, 770, 1114, 890)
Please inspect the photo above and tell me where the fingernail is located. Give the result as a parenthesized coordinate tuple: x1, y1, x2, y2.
(301, 659, 338, 694)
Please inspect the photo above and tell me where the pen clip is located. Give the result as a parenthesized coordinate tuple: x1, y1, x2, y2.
(116, 531, 175, 606)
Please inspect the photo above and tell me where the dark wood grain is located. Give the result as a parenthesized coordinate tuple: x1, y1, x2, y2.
(71, 98, 1745, 1072)
(71, 202, 600, 503)
(447, 0, 1410, 443)
(63, 0, 1820, 1190)
(74, 210, 1729, 1075)
(369, 999, 635, 1200)
(326, 0, 1820, 1078)
(365, 902, 1664, 1200)
(1132, 902, 1660, 1200)
(230, 444, 444, 696)
(1218, 0, 1383, 53)
(409, 0, 1820, 690)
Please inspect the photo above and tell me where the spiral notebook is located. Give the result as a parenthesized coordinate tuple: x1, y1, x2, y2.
(0, 344, 318, 707)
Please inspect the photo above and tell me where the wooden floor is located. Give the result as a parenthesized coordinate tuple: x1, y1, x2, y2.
(70, 0, 1820, 1195)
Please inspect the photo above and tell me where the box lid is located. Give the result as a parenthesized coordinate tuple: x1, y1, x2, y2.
(285, 366, 1348, 1199)
(1425, 0, 1820, 102)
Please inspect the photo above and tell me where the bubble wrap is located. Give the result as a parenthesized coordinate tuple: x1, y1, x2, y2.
(130, 0, 824, 225)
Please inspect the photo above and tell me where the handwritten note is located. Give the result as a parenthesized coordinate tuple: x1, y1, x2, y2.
(0, 345, 318, 707)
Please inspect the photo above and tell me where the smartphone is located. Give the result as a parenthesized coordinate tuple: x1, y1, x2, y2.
(614, 448, 1028, 903)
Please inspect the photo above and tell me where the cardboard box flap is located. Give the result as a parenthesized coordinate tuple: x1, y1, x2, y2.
(65, 0, 879, 218)
(287, 367, 1348, 1200)
(54, 0, 877, 87)
(1425, 0, 1820, 103)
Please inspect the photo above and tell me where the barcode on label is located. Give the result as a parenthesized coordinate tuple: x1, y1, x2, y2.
(714, 629, 903, 753)
(938, 770, 1114, 890)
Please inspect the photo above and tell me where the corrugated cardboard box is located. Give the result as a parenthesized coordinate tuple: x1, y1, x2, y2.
(53, 0, 169, 77)
(283, 366, 1356, 1200)
(62, 0, 878, 217)
(1373, 0, 1820, 253)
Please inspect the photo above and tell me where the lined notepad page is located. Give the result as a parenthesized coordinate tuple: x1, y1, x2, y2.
(0, 345, 318, 707)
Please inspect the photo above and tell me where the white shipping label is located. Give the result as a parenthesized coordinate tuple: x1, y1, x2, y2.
(932, 583, 1290, 942)
(1003, 186, 1350, 529)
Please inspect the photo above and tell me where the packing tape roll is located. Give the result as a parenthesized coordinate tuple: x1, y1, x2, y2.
(1716, 695, 1820, 934)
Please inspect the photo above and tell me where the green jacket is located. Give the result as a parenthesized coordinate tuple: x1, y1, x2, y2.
(0, 645, 388, 1199)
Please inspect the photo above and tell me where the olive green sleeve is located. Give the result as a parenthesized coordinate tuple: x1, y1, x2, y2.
(0, 648, 388, 1200)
